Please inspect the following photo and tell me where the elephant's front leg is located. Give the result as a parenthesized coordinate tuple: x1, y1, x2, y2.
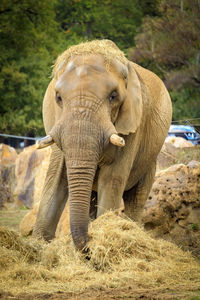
(97, 165, 127, 217)
(33, 144, 68, 241)
(124, 161, 156, 223)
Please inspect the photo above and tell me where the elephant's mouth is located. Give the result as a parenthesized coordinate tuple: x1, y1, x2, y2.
(36, 133, 125, 149)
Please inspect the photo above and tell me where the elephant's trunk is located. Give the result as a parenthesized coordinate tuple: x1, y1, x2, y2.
(63, 117, 102, 250)
(67, 165, 96, 250)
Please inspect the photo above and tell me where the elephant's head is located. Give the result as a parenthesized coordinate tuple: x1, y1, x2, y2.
(37, 40, 143, 250)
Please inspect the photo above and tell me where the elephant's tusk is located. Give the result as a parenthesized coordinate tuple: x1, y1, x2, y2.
(110, 134, 125, 147)
(36, 135, 54, 149)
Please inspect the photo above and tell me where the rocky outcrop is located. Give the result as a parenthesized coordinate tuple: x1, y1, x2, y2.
(55, 203, 70, 237)
(165, 136, 194, 148)
(143, 161, 200, 256)
(157, 136, 195, 171)
(20, 201, 70, 237)
(14, 145, 51, 208)
(0, 144, 17, 209)
(0, 144, 18, 165)
(19, 202, 40, 235)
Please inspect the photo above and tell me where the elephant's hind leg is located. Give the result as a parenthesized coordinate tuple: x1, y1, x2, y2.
(124, 161, 156, 223)
(89, 191, 97, 220)
(33, 144, 68, 241)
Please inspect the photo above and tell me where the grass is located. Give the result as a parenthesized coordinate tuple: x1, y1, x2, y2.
(0, 209, 29, 232)
(174, 145, 200, 165)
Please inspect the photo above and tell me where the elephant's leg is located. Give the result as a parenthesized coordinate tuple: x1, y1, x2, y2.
(89, 191, 97, 220)
(33, 144, 68, 241)
(124, 161, 156, 222)
(97, 165, 126, 217)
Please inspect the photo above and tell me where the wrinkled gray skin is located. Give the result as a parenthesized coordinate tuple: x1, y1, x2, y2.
(33, 48, 172, 251)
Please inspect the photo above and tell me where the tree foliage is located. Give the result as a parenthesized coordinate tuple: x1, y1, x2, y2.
(0, 0, 198, 136)
(130, 0, 200, 120)
(1, 0, 161, 136)
(55, 0, 161, 51)
(56, 0, 140, 51)
(0, 0, 65, 135)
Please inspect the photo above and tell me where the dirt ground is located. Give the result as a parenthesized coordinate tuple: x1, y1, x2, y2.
(0, 287, 200, 299)
(0, 210, 200, 300)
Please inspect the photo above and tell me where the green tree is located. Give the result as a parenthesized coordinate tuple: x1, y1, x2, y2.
(130, 0, 200, 120)
(0, 0, 65, 135)
(55, 0, 160, 52)
(0, 0, 161, 137)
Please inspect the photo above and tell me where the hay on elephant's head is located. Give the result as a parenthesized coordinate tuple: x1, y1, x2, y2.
(53, 40, 127, 78)
(0, 212, 200, 295)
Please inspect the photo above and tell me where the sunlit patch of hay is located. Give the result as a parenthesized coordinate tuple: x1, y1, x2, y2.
(53, 39, 127, 78)
(0, 227, 41, 263)
(0, 212, 200, 295)
(0, 246, 21, 269)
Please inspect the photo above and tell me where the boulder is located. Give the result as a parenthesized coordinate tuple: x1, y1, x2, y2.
(20, 200, 69, 237)
(0, 144, 17, 209)
(165, 136, 194, 148)
(143, 161, 200, 257)
(0, 144, 17, 166)
(55, 203, 70, 237)
(14, 145, 51, 208)
(156, 137, 197, 172)
(18, 144, 71, 237)
(20, 201, 70, 237)
(19, 202, 40, 236)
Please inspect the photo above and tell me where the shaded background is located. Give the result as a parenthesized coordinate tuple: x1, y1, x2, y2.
(0, 0, 199, 138)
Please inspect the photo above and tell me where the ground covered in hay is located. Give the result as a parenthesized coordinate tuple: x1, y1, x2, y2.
(0, 212, 200, 299)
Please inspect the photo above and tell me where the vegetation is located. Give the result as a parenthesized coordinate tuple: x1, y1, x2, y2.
(0, 0, 199, 136)
(0, 0, 65, 136)
(130, 0, 200, 121)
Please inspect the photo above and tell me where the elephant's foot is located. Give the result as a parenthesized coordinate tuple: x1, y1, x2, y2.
(70, 223, 90, 252)
(118, 198, 125, 216)
(32, 223, 55, 242)
(123, 199, 145, 223)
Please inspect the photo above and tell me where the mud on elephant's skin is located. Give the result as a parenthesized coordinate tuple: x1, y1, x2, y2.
(33, 40, 172, 250)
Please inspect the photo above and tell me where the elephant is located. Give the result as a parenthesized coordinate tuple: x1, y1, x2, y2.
(33, 39, 172, 251)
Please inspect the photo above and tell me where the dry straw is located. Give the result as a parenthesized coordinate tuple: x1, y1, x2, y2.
(0, 212, 200, 295)
(53, 39, 127, 78)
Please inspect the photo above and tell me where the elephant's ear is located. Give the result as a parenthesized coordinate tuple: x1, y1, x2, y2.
(43, 78, 58, 134)
(115, 62, 143, 135)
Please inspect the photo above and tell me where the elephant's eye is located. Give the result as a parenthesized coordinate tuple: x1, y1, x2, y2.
(109, 91, 118, 102)
(56, 92, 63, 107)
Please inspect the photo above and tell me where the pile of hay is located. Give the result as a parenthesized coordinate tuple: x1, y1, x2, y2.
(53, 39, 127, 78)
(0, 212, 200, 295)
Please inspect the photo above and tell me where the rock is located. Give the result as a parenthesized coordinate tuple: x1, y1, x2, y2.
(55, 203, 70, 237)
(157, 144, 177, 172)
(143, 161, 200, 257)
(33, 149, 52, 205)
(18, 144, 71, 237)
(0, 144, 17, 166)
(20, 202, 70, 237)
(165, 136, 194, 148)
(156, 137, 196, 172)
(0, 166, 12, 209)
(14, 145, 51, 208)
(19, 202, 39, 236)
(0, 144, 17, 209)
